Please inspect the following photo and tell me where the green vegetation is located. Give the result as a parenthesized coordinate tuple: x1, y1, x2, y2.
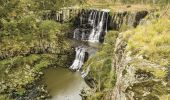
(0, 54, 70, 96)
(122, 17, 170, 99)
(0, 0, 170, 99)
(82, 0, 168, 12)
(83, 31, 118, 99)
(85, 0, 170, 5)
(123, 18, 170, 78)
(0, 0, 76, 99)
(82, 6, 170, 99)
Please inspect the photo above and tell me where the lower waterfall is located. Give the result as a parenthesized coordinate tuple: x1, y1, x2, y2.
(70, 46, 86, 70)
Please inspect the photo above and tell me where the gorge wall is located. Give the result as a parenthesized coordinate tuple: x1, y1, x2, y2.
(106, 17, 170, 100)
(67, 7, 162, 100)
(68, 8, 149, 77)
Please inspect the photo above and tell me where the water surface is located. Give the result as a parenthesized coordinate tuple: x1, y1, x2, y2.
(41, 67, 89, 100)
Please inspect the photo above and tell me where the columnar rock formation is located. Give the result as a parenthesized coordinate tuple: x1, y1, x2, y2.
(43, 7, 82, 22)
(109, 10, 148, 30)
(74, 9, 110, 42)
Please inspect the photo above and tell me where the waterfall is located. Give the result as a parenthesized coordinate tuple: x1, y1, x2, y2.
(73, 9, 110, 43)
(88, 10, 109, 42)
(88, 11, 94, 25)
(88, 12, 104, 42)
(71, 9, 110, 76)
(70, 46, 86, 71)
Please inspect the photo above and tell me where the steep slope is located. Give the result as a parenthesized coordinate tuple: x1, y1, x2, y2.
(81, 9, 150, 99)
(110, 17, 170, 100)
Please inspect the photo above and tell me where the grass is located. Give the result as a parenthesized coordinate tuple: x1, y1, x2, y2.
(80, 0, 155, 13)
(127, 18, 170, 65)
(120, 17, 170, 99)
(123, 18, 170, 78)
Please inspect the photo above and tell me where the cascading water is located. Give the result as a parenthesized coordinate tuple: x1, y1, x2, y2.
(88, 9, 110, 42)
(81, 66, 90, 78)
(70, 46, 86, 71)
(89, 11, 104, 42)
(71, 9, 110, 78)
(73, 9, 110, 43)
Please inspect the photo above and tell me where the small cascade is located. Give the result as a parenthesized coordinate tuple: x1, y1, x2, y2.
(81, 31, 86, 41)
(70, 46, 86, 70)
(81, 66, 90, 78)
(73, 28, 80, 39)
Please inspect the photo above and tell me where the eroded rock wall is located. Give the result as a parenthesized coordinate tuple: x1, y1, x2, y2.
(106, 17, 170, 100)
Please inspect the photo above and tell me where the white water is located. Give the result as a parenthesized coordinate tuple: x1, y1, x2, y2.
(73, 9, 109, 43)
(70, 46, 86, 70)
(81, 31, 85, 41)
(101, 9, 110, 12)
(88, 11, 94, 25)
(88, 10, 109, 43)
(88, 12, 104, 42)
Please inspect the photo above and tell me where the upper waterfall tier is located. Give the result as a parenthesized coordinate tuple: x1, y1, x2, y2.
(73, 9, 110, 43)
(88, 10, 109, 42)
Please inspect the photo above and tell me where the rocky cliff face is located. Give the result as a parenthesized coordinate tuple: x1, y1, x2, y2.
(42, 7, 149, 28)
(106, 17, 170, 100)
(106, 33, 137, 100)
(43, 7, 82, 22)
(108, 10, 148, 30)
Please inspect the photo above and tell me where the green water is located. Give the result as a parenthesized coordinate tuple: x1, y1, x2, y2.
(41, 67, 89, 100)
